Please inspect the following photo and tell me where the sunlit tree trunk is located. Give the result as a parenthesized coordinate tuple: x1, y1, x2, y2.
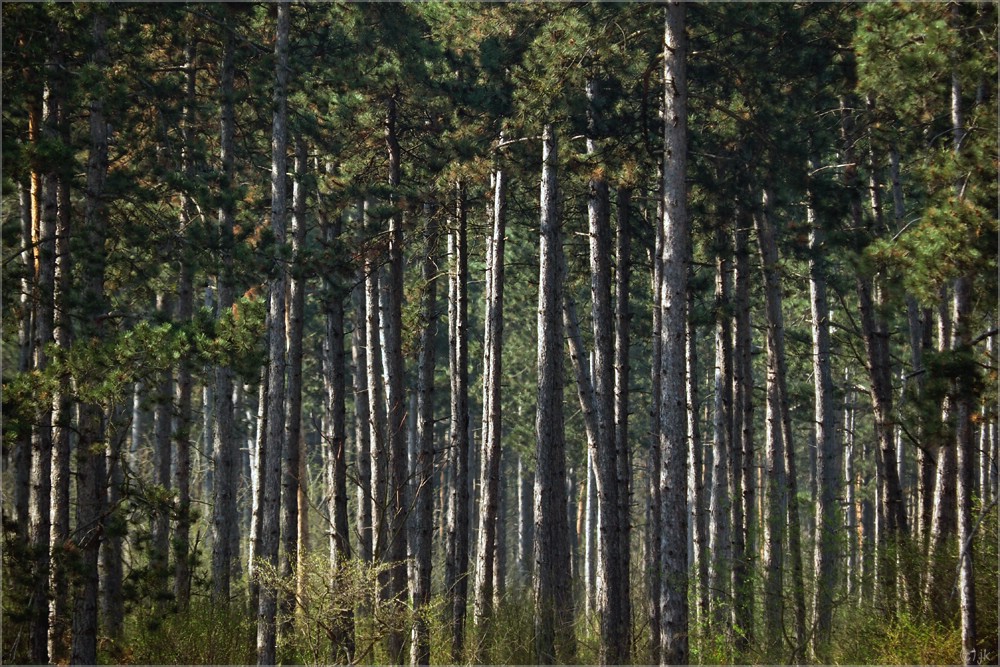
(257, 4, 290, 662)
(534, 124, 574, 665)
(659, 7, 690, 661)
(352, 266, 374, 564)
(474, 166, 506, 660)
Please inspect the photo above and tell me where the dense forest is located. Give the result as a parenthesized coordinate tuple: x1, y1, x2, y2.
(2, 2, 997, 665)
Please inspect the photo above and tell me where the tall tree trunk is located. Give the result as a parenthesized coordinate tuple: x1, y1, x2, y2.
(807, 154, 838, 661)
(445, 182, 471, 663)
(211, 10, 238, 603)
(518, 454, 534, 588)
(28, 74, 58, 665)
(49, 86, 74, 662)
(15, 182, 33, 544)
(382, 93, 408, 664)
(69, 11, 109, 664)
(280, 137, 307, 631)
(249, 363, 269, 615)
(257, 3, 290, 662)
(647, 178, 663, 665)
(322, 200, 355, 662)
(411, 205, 440, 666)
(474, 165, 507, 659)
(534, 124, 575, 665)
(948, 24, 977, 661)
(732, 203, 754, 651)
(753, 187, 788, 655)
(659, 7, 690, 662)
(708, 222, 733, 632)
(172, 35, 197, 612)
(613, 188, 633, 652)
(364, 210, 387, 565)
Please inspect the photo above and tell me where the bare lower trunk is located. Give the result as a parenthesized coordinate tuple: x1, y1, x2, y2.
(69, 13, 109, 663)
(445, 182, 471, 663)
(411, 206, 439, 666)
(352, 269, 373, 564)
(534, 124, 574, 665)
(473, 166, 506, 660)
(659, 8, 690, 661)
(256, 5, 290, 663)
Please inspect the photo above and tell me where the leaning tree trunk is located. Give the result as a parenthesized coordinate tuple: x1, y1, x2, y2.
(445, 181, 471, 663)
(534, 124, 575, 665)
(257, 3, 289, 663)
(69, 11, 109, 664)
(411, 205, 440, 666)
(659, 6, 690, 662)
(473, 165, 507, 661)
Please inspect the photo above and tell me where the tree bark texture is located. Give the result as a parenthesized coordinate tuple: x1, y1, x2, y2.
(659, 7, 690, 662)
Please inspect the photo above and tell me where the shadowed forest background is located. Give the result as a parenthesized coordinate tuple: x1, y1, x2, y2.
(2, 2, 998, 665)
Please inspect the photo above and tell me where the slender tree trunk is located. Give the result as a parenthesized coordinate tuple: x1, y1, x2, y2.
(445, 181, 472, 663)
(709, 222, 733, 632)
(365, 213, 387, 564)
(172, 36, 197, 612)
(659, 7, 690, 661)
(352, 266, 374, 564)
(411, 205, 440, 666)
(257, 4, 290, 662)
(212, 11, 238, 603)
(648, 179, 663, 665)
(381, 93, 408, 664)
(280, 137, 307, 631)
(753, 187, 788, 656)
(152, 291, 174, 606)
(15, 181, 33, 544)
(807, 155, 838, 661)
(843, 378, 858, 600)
(321, 201, 355, 662)
(49, 86, 74, 661)
(518, 454, 534, 588)
(534, 124, 575, 665)
(28, 75, 58, 665)
(69, 12, 109, 664)
(686, 258, 708, 630)
(474, 166, 507, 659)
(249, 365, 268, 614)
(613, 188, 633, 651)
(732, 203, 754, 651)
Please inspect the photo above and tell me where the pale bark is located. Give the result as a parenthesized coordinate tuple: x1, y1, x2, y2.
(648, 178, 663, 665)
(659, 7, 690, 661)
(534, 124, 574, 665)
(257, 4, 290, 662)
(473, 166, 507, 658)
(15, 182, 32, 544)
(152, 292, 174, 605)
(445, 181, 471, 662)
(843, 377, 858, 601)
(352, 269, 374, 564)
